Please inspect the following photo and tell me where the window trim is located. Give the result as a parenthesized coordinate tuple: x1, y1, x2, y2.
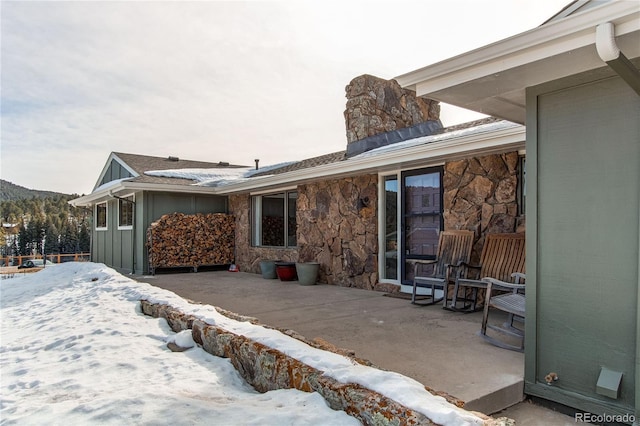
(96, 202, 108, 231)
(117, 194, 135, 230)
(517, 155, 526, 216)
(251, 190, 298, 248)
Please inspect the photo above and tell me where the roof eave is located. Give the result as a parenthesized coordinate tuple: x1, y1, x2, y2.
(395, 1, 640, 123)
(69, 179, 218, 207)
(212, 123, 525, 195)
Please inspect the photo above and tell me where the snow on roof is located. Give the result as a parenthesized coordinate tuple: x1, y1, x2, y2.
(351, 119, 519, 159)
(145, 161, 297, 187)
(142, 119, 520, 189)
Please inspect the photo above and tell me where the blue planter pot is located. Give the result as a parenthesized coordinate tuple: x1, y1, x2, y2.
(259, 260, 278, 279)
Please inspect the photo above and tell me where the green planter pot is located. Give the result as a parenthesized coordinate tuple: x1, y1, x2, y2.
(295, 262, 319, 286)
(259, 260, 279, 279)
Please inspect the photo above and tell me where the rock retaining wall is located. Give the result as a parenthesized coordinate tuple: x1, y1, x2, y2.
(140, 299, 439, 425)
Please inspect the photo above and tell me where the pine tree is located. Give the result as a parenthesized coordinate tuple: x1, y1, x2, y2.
(78, 223, 91, 253)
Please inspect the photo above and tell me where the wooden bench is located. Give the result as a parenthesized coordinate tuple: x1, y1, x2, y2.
(447, 232, 526, 312)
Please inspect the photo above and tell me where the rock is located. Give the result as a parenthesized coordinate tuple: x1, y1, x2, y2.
(167, 342, 190, 352)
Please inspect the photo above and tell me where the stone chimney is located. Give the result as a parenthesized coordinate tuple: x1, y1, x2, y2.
(344, 74, 441, 157)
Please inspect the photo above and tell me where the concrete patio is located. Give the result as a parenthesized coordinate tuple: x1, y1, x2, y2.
(135, 269, 572, 423)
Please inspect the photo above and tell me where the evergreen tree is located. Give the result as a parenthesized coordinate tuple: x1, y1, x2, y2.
(78, 223, 91, 253)
(18, 224, 29, 256)
(59, 223, 79, 254)
(44, 221, 58, 255)
(1, 190, 90, 256)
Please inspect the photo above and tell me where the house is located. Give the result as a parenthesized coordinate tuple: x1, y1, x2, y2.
(395, 0, 639, 420)
(70, 0, 638, 418)
(203, 75, 526, 293)
(73, 76, 527, 285)
(70, 152, 246, 273)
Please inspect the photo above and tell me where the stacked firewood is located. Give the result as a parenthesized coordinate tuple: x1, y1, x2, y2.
(147, 213, 235, 270)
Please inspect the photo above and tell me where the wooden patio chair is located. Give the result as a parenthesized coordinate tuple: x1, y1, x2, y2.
(409, 230, 474, 306)
(448, 232, 525, 312)
(479, 273, 526, 352)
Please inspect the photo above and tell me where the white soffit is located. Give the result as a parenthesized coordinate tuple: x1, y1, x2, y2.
(395, 1, 640, 124)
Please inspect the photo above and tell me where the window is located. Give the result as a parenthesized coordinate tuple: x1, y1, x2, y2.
(518, 156, 526, 215)
(96, 202, 107, 230)
(118, 195, 134, 229)
(379, 167, 444, 285)
(252, 191, 297, 247)
(383, 175, 398, 280)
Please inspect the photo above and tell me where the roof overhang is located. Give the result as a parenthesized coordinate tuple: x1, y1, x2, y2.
(69, 179, 220, 207)
(213, 122, 525, 195)
(71, 122, 525, 205)
(93, 152, 139, 191)
(395, 1, 640, 124)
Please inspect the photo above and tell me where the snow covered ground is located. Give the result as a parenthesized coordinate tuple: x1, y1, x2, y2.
(1, 263, 483, 425)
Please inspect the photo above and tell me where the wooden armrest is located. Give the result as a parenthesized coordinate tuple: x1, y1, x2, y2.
(454, 260, 481, 270)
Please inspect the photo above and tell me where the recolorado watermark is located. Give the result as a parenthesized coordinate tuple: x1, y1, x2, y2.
(575, 412, 635, 423)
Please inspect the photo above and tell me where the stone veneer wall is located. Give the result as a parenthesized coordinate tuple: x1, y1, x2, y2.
(297, 175, 378, 289)
(231, 152, 522, 286)
(444, 151, 522, 261)
(344, 74, 440, 144)
(230, 175, 378, 290)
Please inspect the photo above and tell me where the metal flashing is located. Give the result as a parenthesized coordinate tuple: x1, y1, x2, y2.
(346, 120, 443, 158)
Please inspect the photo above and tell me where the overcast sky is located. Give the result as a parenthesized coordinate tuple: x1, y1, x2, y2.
(1, 0, 569, 195)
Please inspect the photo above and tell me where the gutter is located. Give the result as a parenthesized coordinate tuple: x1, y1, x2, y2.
(396, 2, 639, 96)
(69, 180, 219, 207)
(70, 123, 525, 201)
(213, 122, 525, 195)
(596, 22, 640, 96)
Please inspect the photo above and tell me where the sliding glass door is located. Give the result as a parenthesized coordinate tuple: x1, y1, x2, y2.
(401, 168, 443, 284)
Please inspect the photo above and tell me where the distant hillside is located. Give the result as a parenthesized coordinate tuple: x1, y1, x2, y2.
(0, 180, 69, 201)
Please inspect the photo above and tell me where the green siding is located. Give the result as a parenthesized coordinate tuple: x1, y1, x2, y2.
(99, 160, 133, 187)
(93, 192, 228, 274)
(528, 75, 640, 415)
(92, 198, 135, 273)
(137, 192, 228, 274)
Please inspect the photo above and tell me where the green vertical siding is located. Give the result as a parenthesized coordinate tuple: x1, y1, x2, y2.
(99, 160, 133, 187)
(528, 75, 640, 416)
(92, 192, 228, 274)
(138, 192, 228, 274)
(92, 198, 134, 273)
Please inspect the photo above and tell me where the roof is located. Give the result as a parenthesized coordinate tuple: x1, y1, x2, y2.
(250, 117, 502, 177)
(209, 118, 523, 195)
(395, 0, 640, 123)
(71, 119, 522, 208)
(71, 153, 248, 207)
(251, 151, 347, 177)
(106, 152, 247, 187)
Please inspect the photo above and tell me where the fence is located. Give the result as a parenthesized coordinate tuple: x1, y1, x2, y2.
(1, 253, 91, 267)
